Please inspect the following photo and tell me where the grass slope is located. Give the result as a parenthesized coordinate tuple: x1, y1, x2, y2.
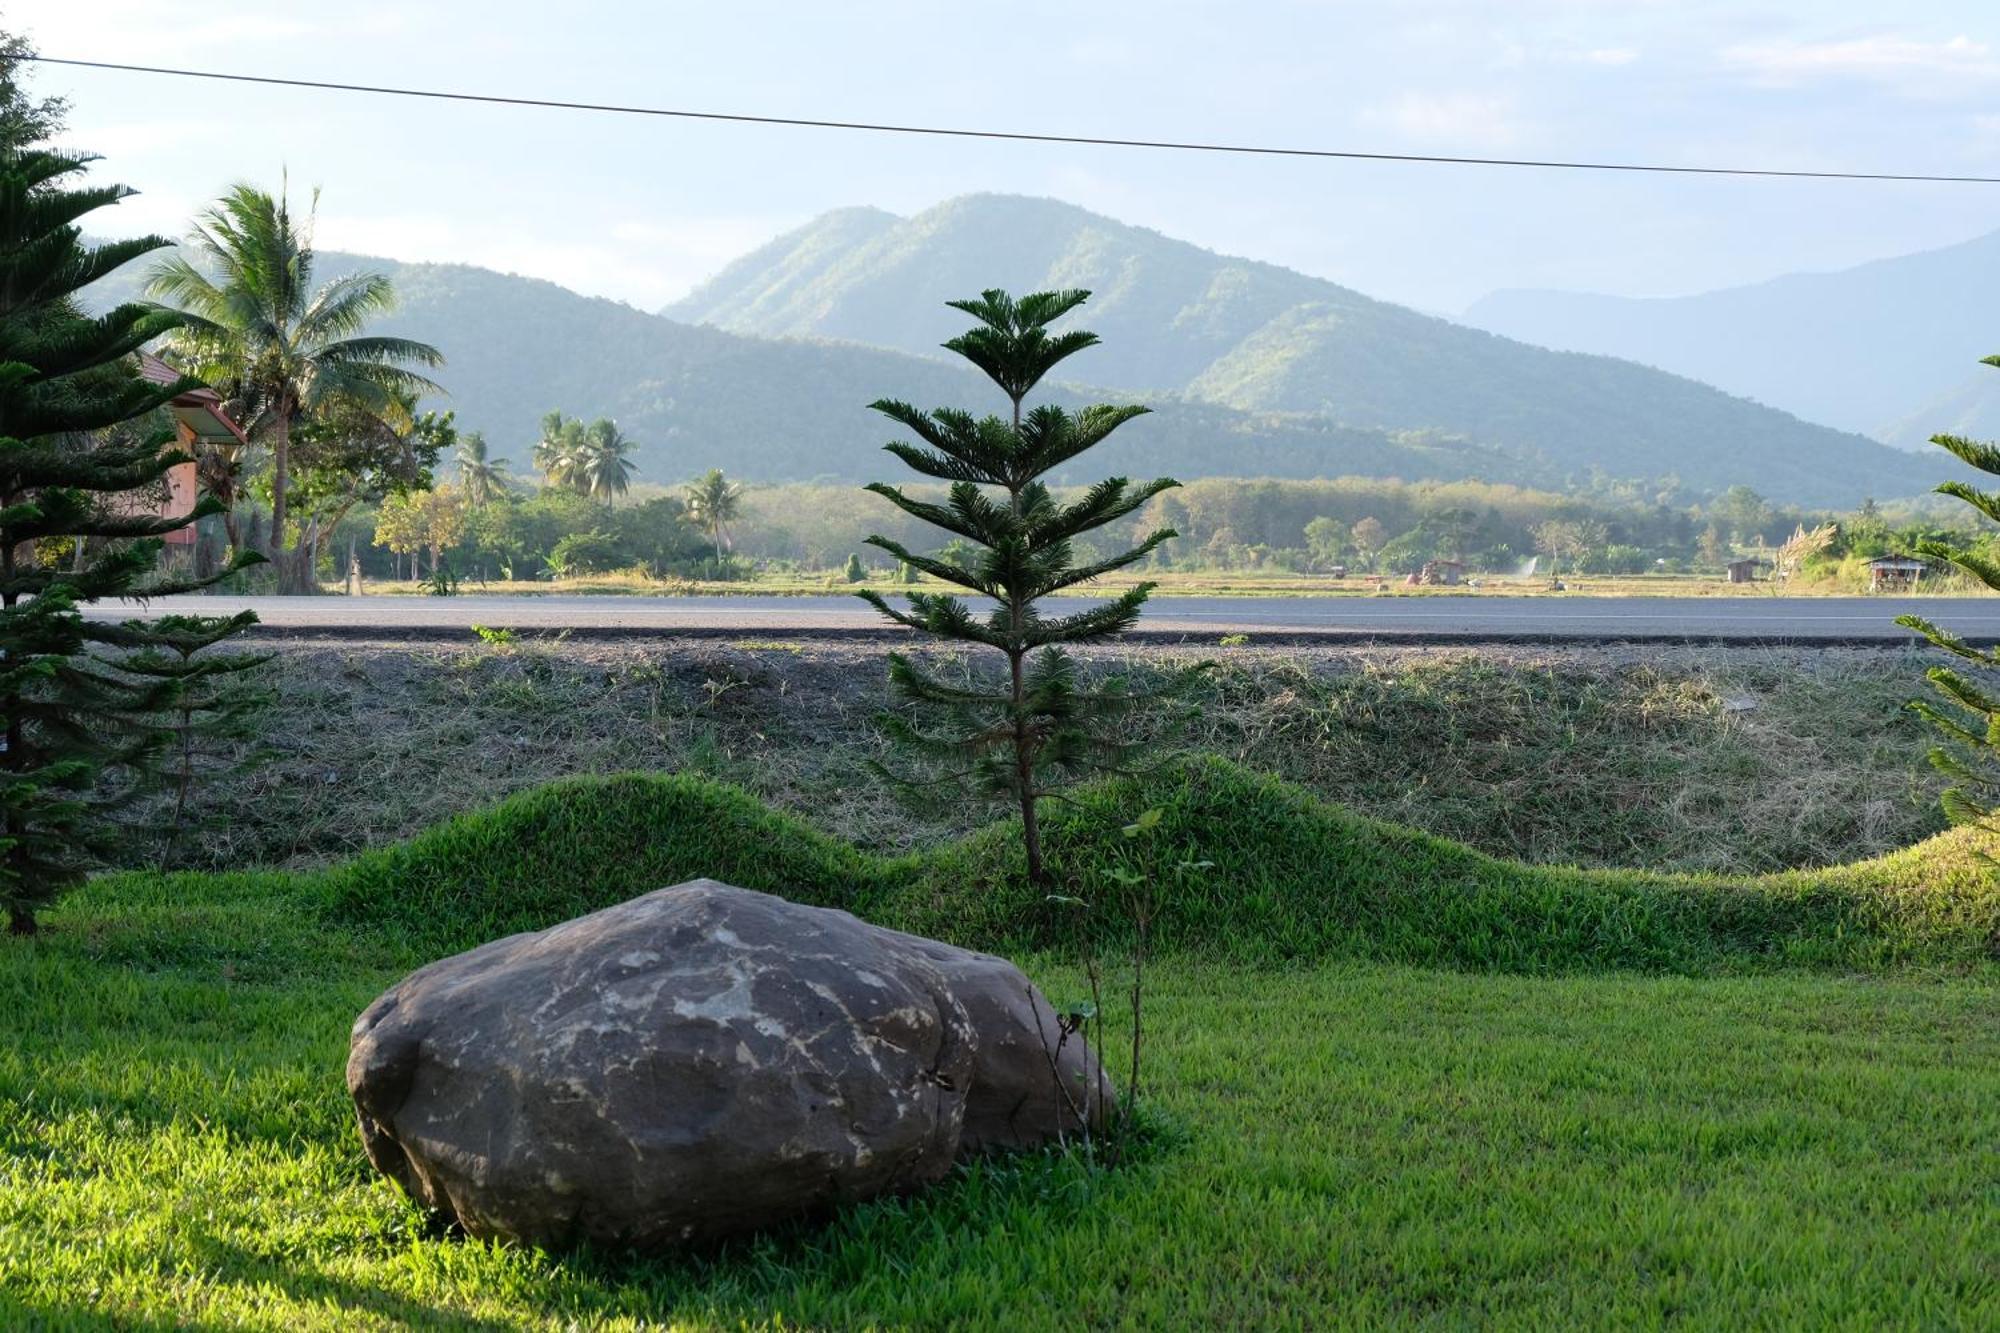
(151, 645, 1947, 883)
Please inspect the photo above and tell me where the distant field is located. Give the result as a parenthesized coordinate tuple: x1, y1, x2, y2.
(358, 569, 1985, 599)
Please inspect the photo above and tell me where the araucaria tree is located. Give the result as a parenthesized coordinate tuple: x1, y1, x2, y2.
(0, 147, 262, 933)
(1897, 371, 2000, 847)
(115, 613, 272, 865)
(859, 288, 1180, 884)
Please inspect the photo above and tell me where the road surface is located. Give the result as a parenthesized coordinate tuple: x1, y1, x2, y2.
(80, 593, 1999, 644)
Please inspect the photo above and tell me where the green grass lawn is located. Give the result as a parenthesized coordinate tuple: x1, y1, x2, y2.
(4, 761, 1995, 1329)
(4, 947, 1992, 1330)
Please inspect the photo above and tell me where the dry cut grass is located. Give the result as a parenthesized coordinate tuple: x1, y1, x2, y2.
(120, 638, 1948, 879)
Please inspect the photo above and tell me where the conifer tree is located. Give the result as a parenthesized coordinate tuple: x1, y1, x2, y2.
(1897, 370, 2000, 848)
(115, 613, 273, 865)
(859, 288, 1181, 883)
(0, 146, 262, 933)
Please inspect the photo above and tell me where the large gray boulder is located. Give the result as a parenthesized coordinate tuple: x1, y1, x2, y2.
(347, 880, 1109, 1250)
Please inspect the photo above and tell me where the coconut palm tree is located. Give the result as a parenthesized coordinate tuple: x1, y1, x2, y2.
(577, 419, 636, 504)
(533, 410, 583, 490)
(454, 431, 508, 506)
(684, 468, 744, 562)
(146, 182, 443, 592)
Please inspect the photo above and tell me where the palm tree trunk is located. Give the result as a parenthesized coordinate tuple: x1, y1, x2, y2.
(270, 404, 317, 594)
(268, 407, 291, 564)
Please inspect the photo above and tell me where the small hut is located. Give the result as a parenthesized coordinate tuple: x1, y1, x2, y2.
(1417, 559, 1466, 586)
(1724, 558, 1760, 584)
(1866, 554, 1927, 593)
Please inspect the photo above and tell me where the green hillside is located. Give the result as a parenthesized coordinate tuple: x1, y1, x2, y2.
(85, 249, 1552, 490)
(83, 199, 1967, 503)
(667, 193, 1951, 505)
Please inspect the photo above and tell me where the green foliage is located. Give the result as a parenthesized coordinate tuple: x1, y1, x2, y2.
(613, 495, 715, 577)
(545, 528, 625, 578)
(452, 429, 509, 506)
(843, 552, 865, 583)
(0, 29, 65, 153)
(146, 181, 443, 592)
(534, 411, 638, 503)
(289, 395, 453, 548)
(0, 146, 264, 931)
(1897, 359, 2000, 853)
(371, 483, 466, 581)
(683, 467, 743, 561)
(113, 613, 274, 864)
(859, 288, 1191, 882)
(1532, 517, 1608, 578)
(1301, 514, 1348, 568)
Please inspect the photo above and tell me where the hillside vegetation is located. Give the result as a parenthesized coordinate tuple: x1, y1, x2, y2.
(666, 193, 1949, 505)
(82, 250, 1552, 492)
(86, 196, 1960, 505)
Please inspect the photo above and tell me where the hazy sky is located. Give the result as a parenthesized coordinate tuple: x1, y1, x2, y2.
(18, 1, 2000, 315)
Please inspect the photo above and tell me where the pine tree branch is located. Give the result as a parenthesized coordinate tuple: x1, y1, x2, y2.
(861, 536, 994, 596)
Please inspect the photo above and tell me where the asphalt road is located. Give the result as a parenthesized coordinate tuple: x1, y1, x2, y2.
(80, 593, 1999, 644)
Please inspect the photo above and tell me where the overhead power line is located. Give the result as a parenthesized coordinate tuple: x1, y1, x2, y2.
(29, 54, 2000, 185)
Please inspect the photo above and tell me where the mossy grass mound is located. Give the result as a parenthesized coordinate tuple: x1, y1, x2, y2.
(209, 754, 1999, 973)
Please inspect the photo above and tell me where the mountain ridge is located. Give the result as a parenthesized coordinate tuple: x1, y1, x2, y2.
(79, 195, 1964, 506)
(1464, 227, 2000, 448)
(83, 245, 1555, 491)
(663, 192, 1948, 504)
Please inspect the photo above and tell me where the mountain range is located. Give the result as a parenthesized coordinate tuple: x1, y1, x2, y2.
(84, 194, 1962, 506)
(1465, 227, 2000, 451)
(663, 194, 1948, 504)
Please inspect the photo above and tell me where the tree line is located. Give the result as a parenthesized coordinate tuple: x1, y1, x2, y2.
(332, 466, 1990, 587)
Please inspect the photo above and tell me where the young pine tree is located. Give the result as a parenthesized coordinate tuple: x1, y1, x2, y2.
(114, 613, 273, 865)
(0, 148, 263, 932)
(859, 288, 1181, 884)
(1897, 386, 2000, 850)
